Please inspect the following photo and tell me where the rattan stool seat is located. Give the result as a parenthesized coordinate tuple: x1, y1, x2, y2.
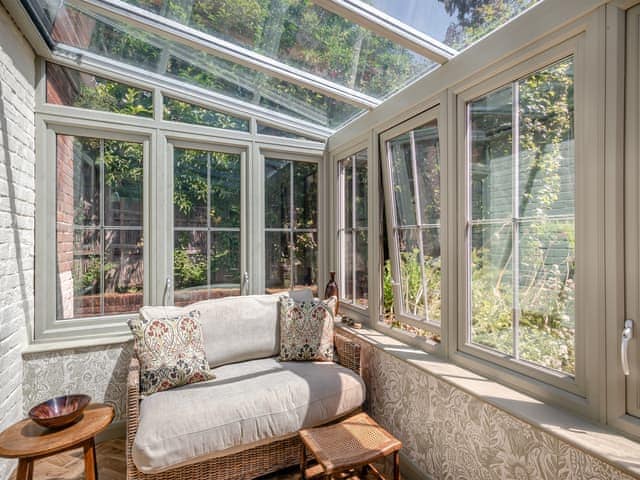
(299, 412, 401, 479)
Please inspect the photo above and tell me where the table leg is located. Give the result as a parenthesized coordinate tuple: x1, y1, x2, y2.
(16, 458, 33, 480)
(393, 451, 400, 480)
(83, 438, 99, 480)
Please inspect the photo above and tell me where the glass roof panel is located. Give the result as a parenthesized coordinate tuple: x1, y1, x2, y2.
(46, 4, 363, 128)
(115, 0, 437, 99)
(367, 0, 540, 50)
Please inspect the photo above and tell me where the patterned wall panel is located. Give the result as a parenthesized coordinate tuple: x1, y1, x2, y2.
(345, 332, 635, 480)
(22, 343, 133, 423)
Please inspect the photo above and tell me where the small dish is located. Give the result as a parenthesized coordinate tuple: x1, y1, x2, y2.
(28, 394, 91, 429)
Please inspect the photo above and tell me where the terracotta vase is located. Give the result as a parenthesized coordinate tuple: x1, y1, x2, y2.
(325, 271, 339, 313)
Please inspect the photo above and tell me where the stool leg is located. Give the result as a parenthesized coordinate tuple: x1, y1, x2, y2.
(83, 438, 98, 480)
(16, 458, 33, 480)
(393, 451, 400, 480)
(300, 445, 306, 480)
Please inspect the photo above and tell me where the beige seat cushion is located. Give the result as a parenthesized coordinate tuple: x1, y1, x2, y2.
(132, 356, 366, 473)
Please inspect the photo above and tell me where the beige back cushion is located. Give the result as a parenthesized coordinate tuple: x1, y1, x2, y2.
(140, 294, 283, 368)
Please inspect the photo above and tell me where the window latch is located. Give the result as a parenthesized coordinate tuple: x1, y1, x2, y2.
(622, 319, 634, 376)
(242, 272, 249, 295)
(163, 277, 172, 307)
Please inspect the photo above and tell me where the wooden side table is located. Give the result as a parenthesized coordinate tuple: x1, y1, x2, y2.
(0, 403, 114, 480)
(299, 412, 402, 480)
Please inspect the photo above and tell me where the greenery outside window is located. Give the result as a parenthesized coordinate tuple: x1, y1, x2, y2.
(338, 149, 368, 308)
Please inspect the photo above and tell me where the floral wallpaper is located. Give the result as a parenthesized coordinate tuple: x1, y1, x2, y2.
(22, 342, 133, 423)
(20, 334, 637, 479)
(342, 331, 636, 480)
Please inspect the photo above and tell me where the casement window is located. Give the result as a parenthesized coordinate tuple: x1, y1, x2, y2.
(338, 149, 368, 309)
(172, 146, 243, 306)
(380, 110, 443, 339)
(264, 158, 319, 294)
(456, 35, 604, 411)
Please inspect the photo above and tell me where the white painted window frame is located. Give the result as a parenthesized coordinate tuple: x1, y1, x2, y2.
(335, 143, 369, 314)
(379, 108, 447, 344)
(34, 58, 326, 344)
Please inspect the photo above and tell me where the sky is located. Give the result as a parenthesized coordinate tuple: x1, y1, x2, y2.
(367, 0, 456, 44)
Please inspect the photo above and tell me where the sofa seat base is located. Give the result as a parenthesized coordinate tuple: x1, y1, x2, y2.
(132, 357, 366, 474)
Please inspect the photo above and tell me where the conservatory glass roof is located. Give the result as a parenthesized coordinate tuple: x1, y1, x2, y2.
(30, 0, 540, 133)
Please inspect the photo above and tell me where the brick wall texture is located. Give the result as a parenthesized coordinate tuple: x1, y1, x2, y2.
(0, 5, 35, 480)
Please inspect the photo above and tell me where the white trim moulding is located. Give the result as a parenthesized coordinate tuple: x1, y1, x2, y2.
(311, 0, 457, 64)
(64, 0, 381, 109)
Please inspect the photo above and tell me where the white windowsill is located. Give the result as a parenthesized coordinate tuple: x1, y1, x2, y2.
(336, 323, 640, 479)
(23, 334, 134, 355)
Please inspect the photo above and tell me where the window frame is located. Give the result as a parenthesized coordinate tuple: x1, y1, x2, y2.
(337, 148, 369, 311)
(453, 35, 605, 418)
(166, 139, 249, 306)
(379, 108, 447, 346)
(35, 121, 153, 341)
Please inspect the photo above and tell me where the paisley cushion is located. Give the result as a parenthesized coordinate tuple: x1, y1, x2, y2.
(279, 296, 336, 362)
(128, 310, 215, 395)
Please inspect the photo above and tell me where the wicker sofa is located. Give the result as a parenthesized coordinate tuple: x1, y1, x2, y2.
(126, 294, 364, 480)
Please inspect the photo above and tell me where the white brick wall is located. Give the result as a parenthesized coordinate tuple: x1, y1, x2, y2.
(0, 5, 35, 480)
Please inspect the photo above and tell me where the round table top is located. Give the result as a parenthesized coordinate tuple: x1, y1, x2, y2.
(0, 403, 114, 458)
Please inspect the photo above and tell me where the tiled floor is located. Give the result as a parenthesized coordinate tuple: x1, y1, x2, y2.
(9, 439, 396, 479)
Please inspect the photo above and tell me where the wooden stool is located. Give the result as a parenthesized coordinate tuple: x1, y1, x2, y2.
(0, 403, 114, 480)
(299, 412, 402, 480)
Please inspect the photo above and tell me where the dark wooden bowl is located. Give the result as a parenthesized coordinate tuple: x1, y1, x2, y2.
(28, 394, 91, 429)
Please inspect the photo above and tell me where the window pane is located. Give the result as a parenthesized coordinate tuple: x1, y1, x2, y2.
(174, 148, 208, 228)
(397, 229, 425, 318)
(355, 229, 368, 307)
(174, 230, 208, 306)
(293, 162, 318, 229)
(69, 229, 101, 319)
(342, 230, 354, 303)
(210, 231, 241, 295)
(56, 135, 144, 320)
(104, 229, 143, 315)
(422, 227, 441, 324)
(470, 85, 513, 222)
(46, 62, 153, 117)
(210, 152, 241, 228)
(387, 133, 417, 226)
(355, 151, 368, 227)
(519, 219, 575, 374)
(118, 0, 436, 99)
(265, 159, 291, 229)
(104, 140, 143, 227)
(163, 96, 249, 131)
(343, 157, 353, 231)
(415, 122, 440, 225)
(293, 232, 317, 292)
(257, 123, 319, 142)
(265, 231, 290, 293)
(470, 223, 514, 355)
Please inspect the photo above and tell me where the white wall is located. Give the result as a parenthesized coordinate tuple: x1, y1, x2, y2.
(0, 4, 35, 479)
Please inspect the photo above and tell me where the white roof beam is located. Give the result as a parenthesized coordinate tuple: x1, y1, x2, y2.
(311, 0, 457, 64)
(64, 0, 380, 110)
(52, 45, 334, 139)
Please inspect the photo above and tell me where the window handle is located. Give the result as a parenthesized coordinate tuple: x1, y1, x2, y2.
(242, 272, 249, 295)
(163, 277, 172, 307)
(622, 319, 634, 376)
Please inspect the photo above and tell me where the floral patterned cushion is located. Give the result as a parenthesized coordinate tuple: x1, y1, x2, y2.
(128, 310, 215, 395)
(279, 296, 336, 362)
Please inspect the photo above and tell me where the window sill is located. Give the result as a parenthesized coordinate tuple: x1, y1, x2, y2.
(23, 333, 134, 355)
(336, 323, 640, 479)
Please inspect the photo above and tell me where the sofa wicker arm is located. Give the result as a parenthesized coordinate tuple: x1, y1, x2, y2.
(126, 357, 140, 480)
(334, 333, 361, 375)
